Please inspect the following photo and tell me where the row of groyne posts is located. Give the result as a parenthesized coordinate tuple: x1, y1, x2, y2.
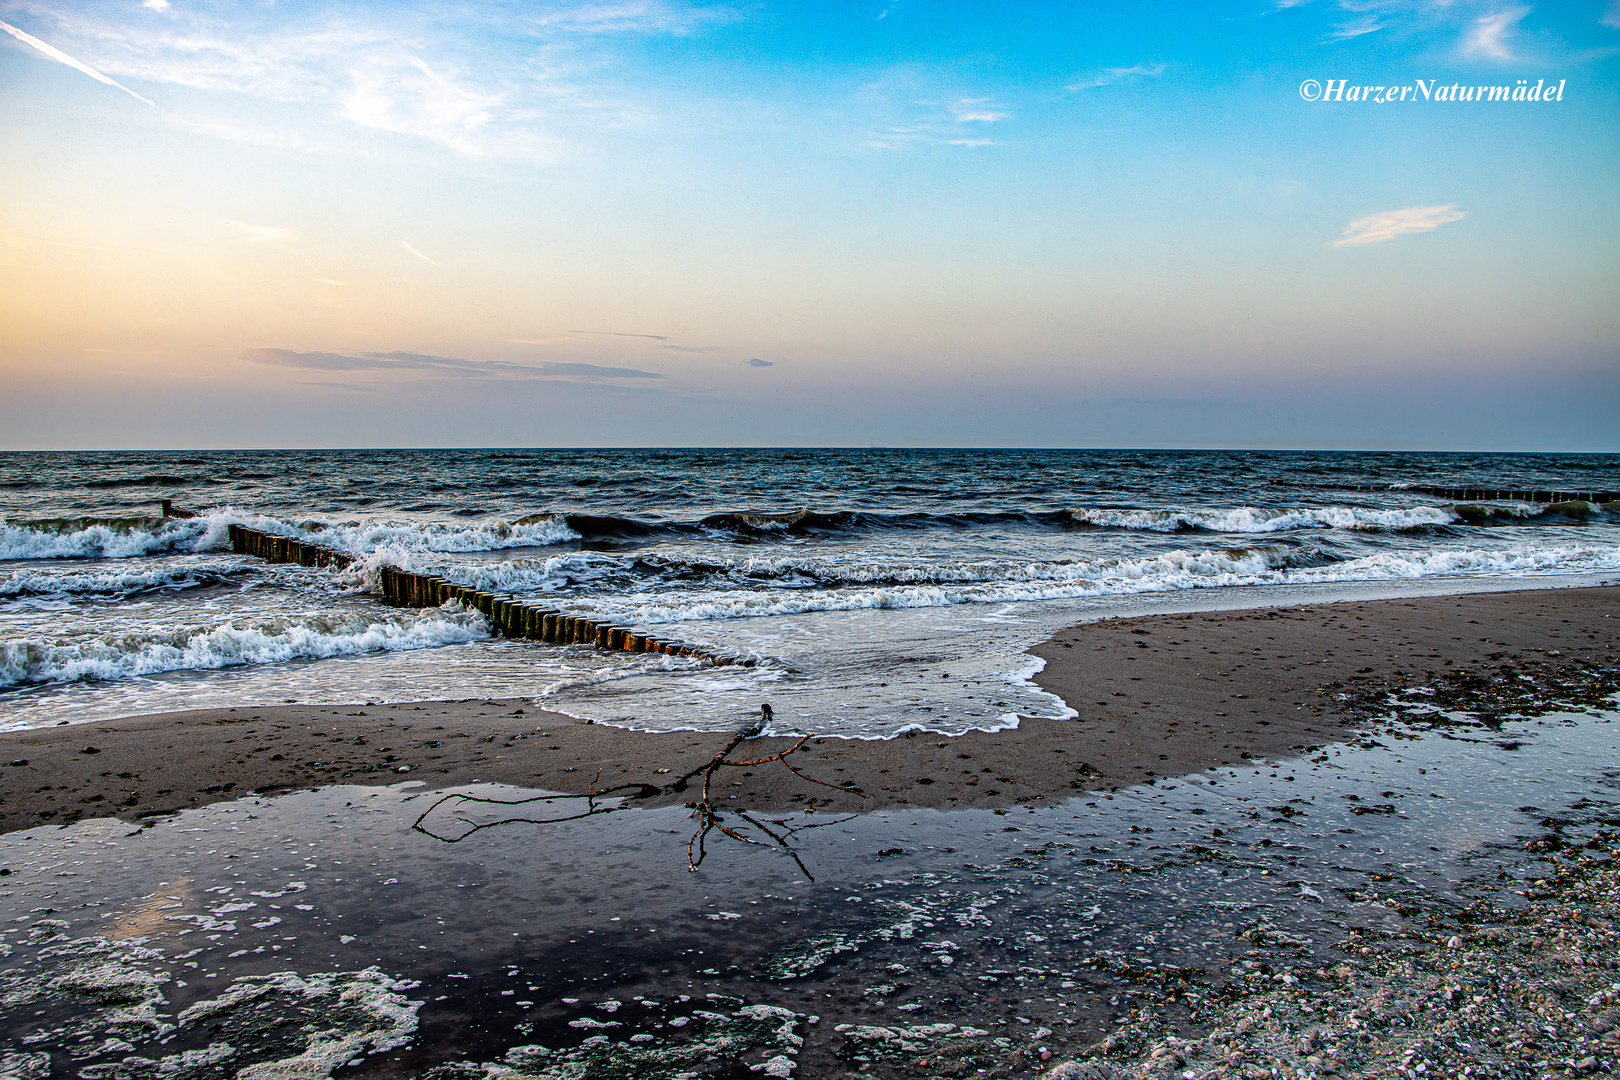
(224, 522, 749, 666)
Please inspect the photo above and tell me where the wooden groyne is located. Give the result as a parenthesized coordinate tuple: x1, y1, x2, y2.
(226, 523, 745, 665)
(227, 524, 355, 568)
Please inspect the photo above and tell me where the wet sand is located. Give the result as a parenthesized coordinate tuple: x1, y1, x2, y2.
(2, 585, 1616, 834)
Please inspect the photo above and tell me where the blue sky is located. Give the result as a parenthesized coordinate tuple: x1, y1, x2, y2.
(1, 0, 1617, 449)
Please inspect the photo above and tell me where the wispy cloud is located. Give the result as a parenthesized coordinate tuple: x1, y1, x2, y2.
(864, 124, 925, 149)
(952, 99, 1007, 123)
(141, 0, 171, 11)
(570, 330, 669, 340)
(400, 240, 436, 264)
(242, 348, 665, 380)
(344, 53, 506, 157)
(1329, 15, 1383, 40)
(6, 9, 612, 160)
(528, 2, 726, 34)
(0, 19, 155, 105)
(1331, 204, 1465, 247)
(747, 358, 773, 368)
(1066, 63, 1165, 92)
(1605, 1, 1620, 29)
(1463, 8, 1529, 59)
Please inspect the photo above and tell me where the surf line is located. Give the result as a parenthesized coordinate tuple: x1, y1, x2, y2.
(221, 520, 751, 667)
(1325, 485, 1618, 504)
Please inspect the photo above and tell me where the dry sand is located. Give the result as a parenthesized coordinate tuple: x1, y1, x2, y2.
(2, 586, 1615, 834)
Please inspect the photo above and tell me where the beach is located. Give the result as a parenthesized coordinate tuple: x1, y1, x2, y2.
(5, 585, 1615, 833)
(2, 583, 1617, 1080)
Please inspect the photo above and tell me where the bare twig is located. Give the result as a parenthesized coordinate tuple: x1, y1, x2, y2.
(411, 785, 644, 841)
(413, 703, 857, 879)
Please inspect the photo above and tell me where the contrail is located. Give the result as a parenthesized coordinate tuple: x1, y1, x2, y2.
(400, 240, 437, 264)
(0, 19, 155, 106)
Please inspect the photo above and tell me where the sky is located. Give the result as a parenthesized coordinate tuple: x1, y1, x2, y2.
(1, 0, 1617, 450)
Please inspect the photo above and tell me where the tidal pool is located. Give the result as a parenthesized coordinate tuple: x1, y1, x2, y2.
(1, 703, 1615, 1079)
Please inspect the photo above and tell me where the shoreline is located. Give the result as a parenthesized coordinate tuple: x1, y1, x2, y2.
(1, 585, 1616, 835)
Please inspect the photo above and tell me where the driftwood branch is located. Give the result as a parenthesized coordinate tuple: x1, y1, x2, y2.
(410, 704, 861, 880)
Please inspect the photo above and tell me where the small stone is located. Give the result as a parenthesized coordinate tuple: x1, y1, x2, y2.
(1576, 1058, 1598, 1073)
(80, 746, 100, 754)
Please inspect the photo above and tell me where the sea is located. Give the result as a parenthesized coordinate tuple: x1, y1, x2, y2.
(2, 448, 1616, 736)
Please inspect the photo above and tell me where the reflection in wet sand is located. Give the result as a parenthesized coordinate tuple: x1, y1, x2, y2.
(0, 705, 1615, 1078)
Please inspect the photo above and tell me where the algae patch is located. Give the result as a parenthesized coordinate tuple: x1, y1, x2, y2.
(421, 1002, 806, 1080)
(0, 929, 420, 1080)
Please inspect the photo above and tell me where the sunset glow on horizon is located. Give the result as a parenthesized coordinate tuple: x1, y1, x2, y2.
(2, 1, 1616, 450)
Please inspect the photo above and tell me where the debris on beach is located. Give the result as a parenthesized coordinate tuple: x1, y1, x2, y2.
(1039, 834, 1620, 1080)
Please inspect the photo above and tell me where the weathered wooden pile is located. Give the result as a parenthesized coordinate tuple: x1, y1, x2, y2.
(226, 524, 355, 568)
(376, 565, 741, 662)
(225, 522, 743, 665)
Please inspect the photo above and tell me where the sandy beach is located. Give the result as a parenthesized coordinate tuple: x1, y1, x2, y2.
(4, 585, 1615, 834)
(2, 583, 1617, 1080)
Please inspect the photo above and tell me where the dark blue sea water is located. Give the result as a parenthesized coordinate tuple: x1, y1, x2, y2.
(2, 449, 1616, 732)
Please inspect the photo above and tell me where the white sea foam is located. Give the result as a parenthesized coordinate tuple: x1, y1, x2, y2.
(0, 557, 252, 597)
(0, 517, 213, 560)
(575, 542, 1620, 625)
(0, 509, 582, 564)
(430, 551, 625, 592)
(424, 547, 1323, 594)
(1065, 505, 1461, 532)
(293, 515, 581, 555)
(0, 609, 489, 688)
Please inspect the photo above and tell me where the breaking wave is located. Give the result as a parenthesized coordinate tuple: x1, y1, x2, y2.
(1059, 505, 1462, 532)
(0, 558, 253, 598)
(5, 500, 1605, 565)
(283, 514, 582, 554)
(0, 609, 489, 688)
(569, 541, 1620, 624)
(0, 510, 583, 563)
(0, 517, 215, 560)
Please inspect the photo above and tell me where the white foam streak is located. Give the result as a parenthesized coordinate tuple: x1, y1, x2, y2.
(0, 609, 489, 688)
(0, 558, 250, 597)
(1067, 505, 1459, 533)
(0, 509, 581, 564)
(579, 543, 1620, 624)
(0, 517, 211, 560)
(437, 551, 622, 593)
(293, 515, 581, 554)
